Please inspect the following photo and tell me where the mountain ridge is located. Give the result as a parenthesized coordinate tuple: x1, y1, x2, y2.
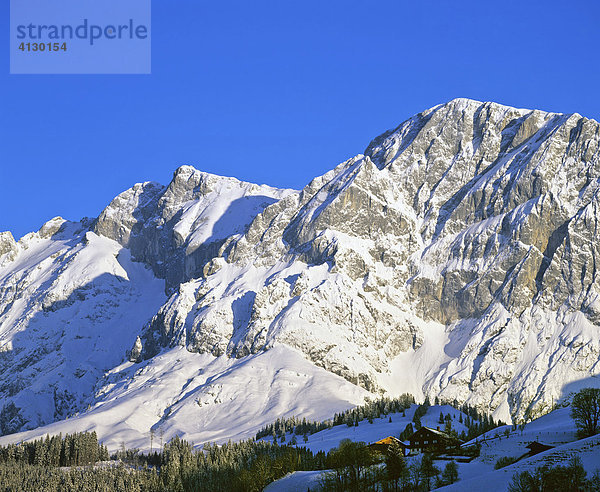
(1, 98, 599, 448)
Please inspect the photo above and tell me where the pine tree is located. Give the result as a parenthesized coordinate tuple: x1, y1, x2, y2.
(400, 423, 414, 441)
(441, 461, 459, 485)
(386, 441, 409, 491)
(420, 453, 440, 490)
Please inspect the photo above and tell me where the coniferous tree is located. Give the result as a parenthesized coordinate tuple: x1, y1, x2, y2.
(441, 461, 459, 485)
(420, 453, 440, 491)
(385, 441, 409, 491)
(400, 423, 414, 441)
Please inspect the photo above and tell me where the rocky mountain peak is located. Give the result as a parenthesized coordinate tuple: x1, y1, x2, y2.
(93, 166, 294, 290)
(146, 98, 600, 420)
(1, 99, 599, 443)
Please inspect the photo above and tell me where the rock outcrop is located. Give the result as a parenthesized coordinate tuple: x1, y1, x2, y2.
(93, 166, 293, 291)
(0, 232, 18, 266)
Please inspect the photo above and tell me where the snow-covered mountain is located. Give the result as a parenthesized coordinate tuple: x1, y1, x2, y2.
(1, 98, 600, 449)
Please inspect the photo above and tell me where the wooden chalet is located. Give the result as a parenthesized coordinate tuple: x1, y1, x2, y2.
(368, 436, 410, 456)
(408, 426, 461, 454)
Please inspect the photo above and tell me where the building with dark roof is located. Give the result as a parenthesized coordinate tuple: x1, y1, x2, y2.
(408, 426, 461, 454)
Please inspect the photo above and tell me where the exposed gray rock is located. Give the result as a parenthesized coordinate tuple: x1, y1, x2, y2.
(0, 232, 18, 266)
(94, 167, 293, 291)
(128, 336, 143, 363)
(38, 217, 67, 239)
(141, 98, 600, 421)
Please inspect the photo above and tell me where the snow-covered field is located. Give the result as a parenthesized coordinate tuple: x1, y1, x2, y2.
(442, 434, 600, 491)
(263, 470, 325, 492)
(439, 407, 598, 490)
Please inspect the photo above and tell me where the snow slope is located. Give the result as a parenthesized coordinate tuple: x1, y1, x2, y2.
(264, 407, 600, 492)
(441, 407, 600, 491)
(0, 219, 166, 434)
(0, 344, 368, 452)
(263, 470, 325, 492)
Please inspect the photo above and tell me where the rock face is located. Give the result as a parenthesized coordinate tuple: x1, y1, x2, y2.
(1, 98, 599, 436)
(138, 99, 600, 420)
(93, 166, 293, 291)
(0, 232, 18, 266)
(128, 336, 143, 363)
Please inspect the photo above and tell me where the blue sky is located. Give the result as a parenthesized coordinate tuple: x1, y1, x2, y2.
(1, 0, 599, 239)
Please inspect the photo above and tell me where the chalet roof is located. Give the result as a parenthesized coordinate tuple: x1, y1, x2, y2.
(370, 436, 408, 447)
(410, 426, 454, 439)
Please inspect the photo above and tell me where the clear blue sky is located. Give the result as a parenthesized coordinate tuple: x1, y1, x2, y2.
(1, 0, 599, 239)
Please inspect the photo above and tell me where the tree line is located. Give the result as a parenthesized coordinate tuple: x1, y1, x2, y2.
(508, 456, 600, 492)
(255, 394, 416, 441)
(0, 435, 459, 492)
(0, 431, 109, 467)
(0, 432, 323, 492)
